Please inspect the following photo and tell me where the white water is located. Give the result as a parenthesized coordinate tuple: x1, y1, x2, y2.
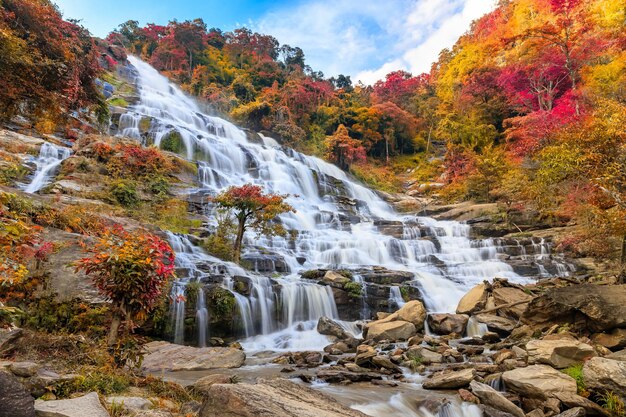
(21, 142, 71, 193)
(119, 56, 569, 355)
(389, 286, 406, 309)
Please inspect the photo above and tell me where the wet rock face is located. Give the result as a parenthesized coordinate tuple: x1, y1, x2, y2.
(200, 378, 368, 417)
(0, 371, 35, 417)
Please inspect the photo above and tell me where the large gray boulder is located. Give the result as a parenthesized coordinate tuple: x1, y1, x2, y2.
(501, 365, 577, 399)
(583, 357, 626, 394)
(0, 371, 35, 417)
(469, 381, 525, 417)
(141, 341, 245, 372)
(200, 378, 368, 417)
(523, 284, 626, 332)
(526, 337, 596, 369)
(35, 392, 109, 417)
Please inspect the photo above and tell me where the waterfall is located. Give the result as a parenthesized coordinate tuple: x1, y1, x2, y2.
(21, 142, 71, 193)
(389, 286, 405, 309)
(120, 56, 570, 350)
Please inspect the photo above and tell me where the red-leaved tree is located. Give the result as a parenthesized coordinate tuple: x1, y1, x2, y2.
(75, 226, 175, 346)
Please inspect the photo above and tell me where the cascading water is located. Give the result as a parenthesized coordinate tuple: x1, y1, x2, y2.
(389, 286, 406, 309)
(119, 56, 569, 353)
(21, 142, 71, 193)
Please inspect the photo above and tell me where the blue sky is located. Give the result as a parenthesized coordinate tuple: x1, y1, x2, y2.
(53, 0, 495, 84)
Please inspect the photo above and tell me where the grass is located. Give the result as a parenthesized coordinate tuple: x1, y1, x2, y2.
(108, 97, 130, 108)
(406, 352, 424, 372)
(562, 364, 586, 395)
(600, 391, 625, 416)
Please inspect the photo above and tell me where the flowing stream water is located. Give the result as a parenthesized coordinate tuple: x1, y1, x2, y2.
(117, 56, 572, 417)
(21, 142, 71, 193)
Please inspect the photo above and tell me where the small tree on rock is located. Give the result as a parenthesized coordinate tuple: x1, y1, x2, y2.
(212, 184, 294, 264)
(75, 226, 175, 346)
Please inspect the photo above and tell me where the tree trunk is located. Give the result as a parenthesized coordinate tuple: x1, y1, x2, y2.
(233, 217, 246, 264)
(107, 311, 122, 347)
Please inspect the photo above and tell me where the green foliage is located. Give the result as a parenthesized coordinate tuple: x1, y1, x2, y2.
(108, 97, 129, 108)
(562, 364, 586, 395)
(600, 391, 625, 416)
(148, 176, 170, 198)
(54, 370, 130, 397)
(208, 287, 235, 318)
(185, 281, 203, 307)
(109, 180, 139, 207)
(159, 131, 185, 154)
(0, 162, 29, 186)
(344, 281, 362, 299)
(406, 352, 423, 372)
(24, 297, 108, 337)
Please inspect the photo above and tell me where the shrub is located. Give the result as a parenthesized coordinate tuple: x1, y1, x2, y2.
(600, 391, 625, 416)
(109, 180, 139, 207)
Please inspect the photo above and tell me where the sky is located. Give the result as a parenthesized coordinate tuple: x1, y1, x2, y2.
(53, 0, 496, 85)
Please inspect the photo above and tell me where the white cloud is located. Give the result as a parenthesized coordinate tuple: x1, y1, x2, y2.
(255, 0, 496, 85)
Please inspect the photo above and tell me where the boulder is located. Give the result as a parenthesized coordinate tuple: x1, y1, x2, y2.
(371, 356, 401, 372)
(457, 283, 488, 315)
(501, 365, 577, 399)
(522, 285, 626, 332)
(315, 369, 382, 383)
(200, 378, 368, 417)
(0, 371, 35, 417)
(607, 349, 626, 361)
(106, 396, 152, 412)
(422, 368, 474, 390)
(591, 328, 626, 350)
(554, 392, 611, 417)
(354, 345, 377, 365)
(365, 320, 416, 341)
(317, 317, 350, 339)
(474, 314, 517, 336)
(9, 361, 40, 378)
(141, 341, 245, 372)
(193, 374, 232, 394)
(35, 392, 109, 417)
(555, 408, 586, 417)
(406, 346, 443, 365)
(526, 337, 596, 369)
(583, 357, 626, 394)
(394, 300, 427, 329)
(426, 313, 469, 335)
(469, 381, 525, 417)
(491, 287, 532, 319)
(0, 328, 22, 354)
(321, 271, 351, 286)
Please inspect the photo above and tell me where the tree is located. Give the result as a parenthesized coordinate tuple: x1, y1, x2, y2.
(325, 124, 366, 170)
(212, 184, 294, 263)
(75, 226, 175, 346)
